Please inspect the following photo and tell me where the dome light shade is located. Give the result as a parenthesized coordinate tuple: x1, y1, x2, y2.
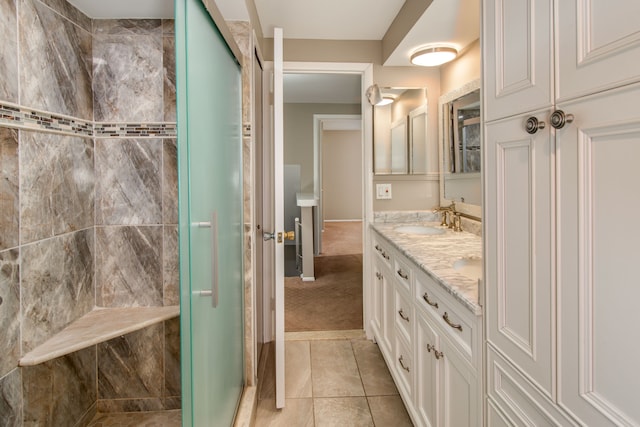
(410, 46, 458, 67)
(377, 97, 395, 106)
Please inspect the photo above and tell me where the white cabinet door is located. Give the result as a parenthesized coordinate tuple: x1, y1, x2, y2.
(372, 262, 384, 336)
(557, 83, 640, 426)
(439, 336, 478, 427)
(484, 110, 555, 398)
(483, 0, 553, 121)
(416, 315, 440, 427)
(556, 1, 640, 102)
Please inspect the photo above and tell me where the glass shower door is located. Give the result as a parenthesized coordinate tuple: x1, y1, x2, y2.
(175, 0, 244, 425)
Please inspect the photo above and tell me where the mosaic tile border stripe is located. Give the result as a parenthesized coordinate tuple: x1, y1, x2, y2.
(0, 102, 177, 138)
(94, 123, 177, 138)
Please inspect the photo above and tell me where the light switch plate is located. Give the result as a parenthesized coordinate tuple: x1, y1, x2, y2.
(376, 183, 392, 199)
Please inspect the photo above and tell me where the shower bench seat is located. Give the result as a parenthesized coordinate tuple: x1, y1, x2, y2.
(19, 305, 180, 366)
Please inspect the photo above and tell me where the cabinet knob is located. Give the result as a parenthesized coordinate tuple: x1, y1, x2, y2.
(398, 309, 410, 322)
(550, 110, 574, 129)
(525, 116, 546, 134)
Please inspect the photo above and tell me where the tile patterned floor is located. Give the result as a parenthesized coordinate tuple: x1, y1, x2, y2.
(256, 336, 414, 427)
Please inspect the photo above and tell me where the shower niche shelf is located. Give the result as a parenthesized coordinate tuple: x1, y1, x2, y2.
(19, 305, 180, 366)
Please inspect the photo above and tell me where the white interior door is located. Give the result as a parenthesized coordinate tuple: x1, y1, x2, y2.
(273, 26, 286, 409)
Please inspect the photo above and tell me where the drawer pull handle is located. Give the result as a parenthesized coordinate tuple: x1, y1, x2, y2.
(422, 292, 439, 309)
(398, 309, 409, 322)
(376, 272, 383, 280)
(398, 355, 410, 372)
(426, 344, 444, 360)
(397, 269, 408, 280)
(443, 312, 463, 332)
(382, 252, 390, 260)
(434, 349, 444, 360)
(375, 244, 382, 253)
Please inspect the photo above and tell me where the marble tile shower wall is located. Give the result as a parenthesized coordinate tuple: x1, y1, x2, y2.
(0, 1, 180, 425)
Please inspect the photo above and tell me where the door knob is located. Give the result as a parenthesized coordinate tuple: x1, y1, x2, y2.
(550, 110, 574, 129)
(525, 116, 545, 134)
(263, 231, 275, 241)
(282, 231, 295, 241)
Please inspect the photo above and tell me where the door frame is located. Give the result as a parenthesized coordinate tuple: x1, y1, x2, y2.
(261, 61, 375, 342)
(313, 114, 363, 254)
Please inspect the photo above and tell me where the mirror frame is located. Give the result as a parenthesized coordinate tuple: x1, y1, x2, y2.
(438, 79, 482, 218)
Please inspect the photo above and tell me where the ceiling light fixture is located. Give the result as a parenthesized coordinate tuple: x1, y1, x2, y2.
(410, 46, 458, 67)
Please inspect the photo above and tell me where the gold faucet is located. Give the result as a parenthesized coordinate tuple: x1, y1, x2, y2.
(434, 202, 456, 227)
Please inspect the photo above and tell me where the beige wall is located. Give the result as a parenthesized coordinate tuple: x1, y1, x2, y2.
(322, 130, 363, 220)
(372, 66, 441, 210)
(440, 39, 481, 95)
(284, 103, 361, 193)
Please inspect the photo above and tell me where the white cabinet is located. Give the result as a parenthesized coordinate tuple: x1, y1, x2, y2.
(371, 233, 395, 355)
(484, 1, 640, 425)
(485, 109, 555, 397)
(556, 85, 640, 426)
(416, 313, 479, 427)
(483, 0, 553, 122)
(370, 229, 481, 427)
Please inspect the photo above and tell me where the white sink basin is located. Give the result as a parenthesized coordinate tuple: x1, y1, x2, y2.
(452, 257, 483, 281)
(394, 225, 446, 235)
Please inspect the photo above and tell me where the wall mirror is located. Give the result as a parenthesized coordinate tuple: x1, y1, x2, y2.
(373, 87, 428, 175)
(439, 80, 481, 205)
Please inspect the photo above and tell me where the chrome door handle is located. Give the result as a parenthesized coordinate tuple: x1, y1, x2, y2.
(525, 116, 545, 134)
(193, 212, 219, 307)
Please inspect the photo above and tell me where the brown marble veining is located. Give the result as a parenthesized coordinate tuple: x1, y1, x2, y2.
(22, 346, 96, 426)
(93, 25, 163, 122)
(40, 0, 91, 32)
(0, 249, 20, 378)
(163, 36, 176, 122)
(20, 131, 94, 244)
(164, 317, 181, 399)
(93, 19, 162, 36)
(95, 139, 162, 225)
(19, 0, 93, 120)
(98, 324, 164, 400)
(21, 230, 94, 353)
(96, 226, 163, 307)
(163, 226, 179, 306)
(163, 139, 178, 224)
(162, 19, 175, 35)
(96, 398, 166, 414)
(0, 368, 22, 426)
(0, 128, 19, 251)
(0, 0, 18, 103)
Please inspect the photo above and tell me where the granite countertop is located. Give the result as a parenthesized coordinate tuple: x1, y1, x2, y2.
(371, 220, 482, 315)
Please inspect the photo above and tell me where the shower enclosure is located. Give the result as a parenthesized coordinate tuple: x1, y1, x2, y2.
(176, 0, 245, 425)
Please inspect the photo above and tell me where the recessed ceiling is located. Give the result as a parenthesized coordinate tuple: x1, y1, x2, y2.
(254, 0, 405, 40)
(284, 74, 361, 104)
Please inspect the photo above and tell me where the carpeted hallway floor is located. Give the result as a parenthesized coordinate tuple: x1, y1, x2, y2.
(285, 221, 363, 332)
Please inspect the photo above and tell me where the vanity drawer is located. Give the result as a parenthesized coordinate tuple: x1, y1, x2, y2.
(372, 234, 392, 268)
(393, 256, 412, 292)
(394, 288, 413, 345)
(415, 272, 475, 362)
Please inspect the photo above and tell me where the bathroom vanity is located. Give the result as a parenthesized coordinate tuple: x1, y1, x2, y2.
(369, 213, 482, 427)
